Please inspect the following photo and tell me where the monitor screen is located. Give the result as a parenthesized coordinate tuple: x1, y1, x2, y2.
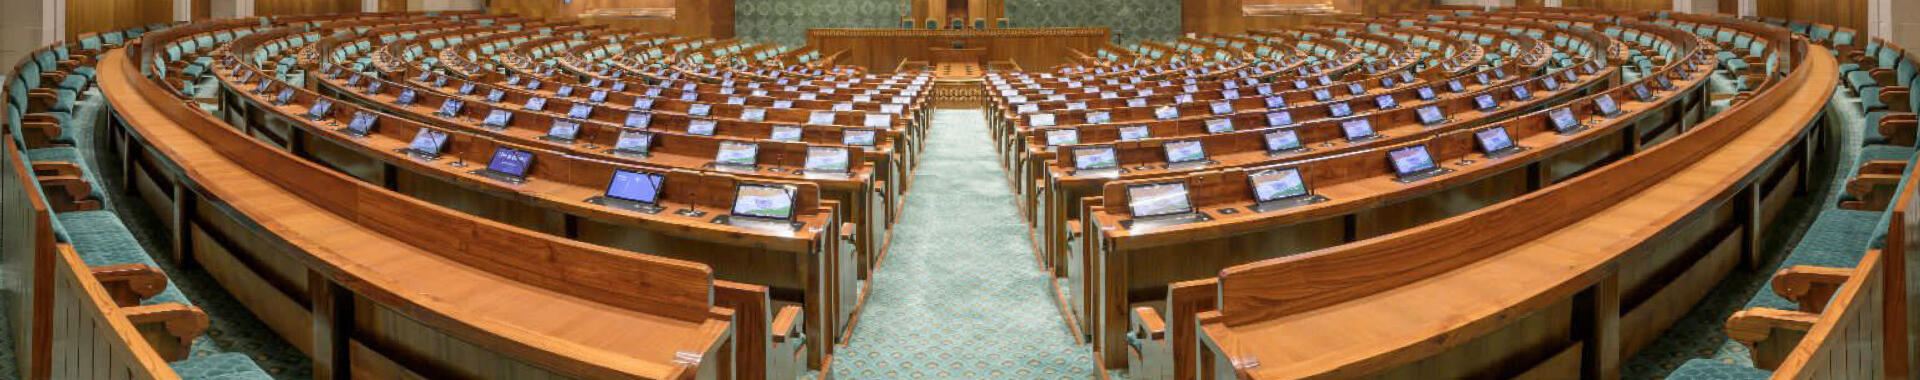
(1493, 68, 1507, 79)
(1073, 146, 1118, 170)
(274, 88, 295, 105)
(407, 129, 448, 156)
(1126, 182, 1194, 218)
(770, 125, 803, 142)
(1312, 88, 1332, 101)
(624, 112, 652, 129)
(1388, 145, 1437, 177)
(1164, 140, 1206, 163)
(1653, 74, 1672, 89)
(1473, 94, 1498, 111)
(732, 183, 796, 220)
(1250, 168, 1308, 202)
(346, 112, 377, 134)
(1347, 83, 1365, 96)
(843, 129, 877, 146)
(1632, 84, 1654, 101)
(437, 99, 465, 117)
(1044, 129, 1078, 146)
(739, 107, 767, 122)
(605, 169, 665, 204)
(1341, 119, 1376, 141)
(524, 97, 547, 111)
(1155, 106, 1180, 120)
(805, 146, 851, 173)
(1447, 80, 1465, 93)
(506, 75, 522, 86)
(555, 85, 574, 98)
(365, 81, 383, 95)
(1541, 77, 1559, 91)
(1374, 95, 1397, 109)
(568, 104, 593, 119)
(547, 120, 581, 140)
(1416, 105, 1446, 125)
(459, 83, 477, 95)
(482, 110, 513, 128)
(1548, 107, 1579, 132)
(1119, 125, 1151, 141)
(633, 98, 655, 110)
(1562, 70, 1578, 83)
(715, 141, 758, 166)
(485, 89, 506, 103)
(1595, 94, 1621, 116)
(1085, 112, 1109, 124)
(687, 119, 717, 136)
(589, 90, 609, 103)
(307, 99, 332, 119)
(688, 103, 712, 116)
(1211, 101, 1234, 115)
(525, 80, 541, 90)
(1510, 86, 1532, 101)
(485, 147, 535, 178)
(1264, 130, 1301, 152)
(1476, 127, 1515, 153)
(1205, 118, 1234, 134)
(615, 130, 653, 153)
(1475, 72, 1490, 85)
(809, 111, 837, 125)
(1266, 111, 1294, 127)
(395, 88, 415, 104)
(1293, 79, 1309, 89)
(1328, 102, 1352, 118)
(1265, 96, 1286, 109)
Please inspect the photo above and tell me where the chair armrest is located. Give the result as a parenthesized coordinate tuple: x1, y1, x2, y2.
(41, 72, 66, 84)
(1726, 308, 1819, 344)
(26, 92, 58, 113)
(1857, 160, 1908, 175)
(32, 161, 83, 178)
(124, 303, 209, 361)
(1770, 265, 1855, 313)
(1870, 68, 1894, 83)
(1130, 307, 1166, 341)
(839, 222, 856, 245)
(37, 174, 100, 212)
(1885, 88, 1911, 112)
(91, 264, 170, 307)
(1842, 173, 1904, 211)
(19, 120, 64, 147)
(1881, 116, 1918, 147)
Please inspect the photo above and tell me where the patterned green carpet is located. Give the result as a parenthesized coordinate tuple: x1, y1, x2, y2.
(827, 109, 1097, 379)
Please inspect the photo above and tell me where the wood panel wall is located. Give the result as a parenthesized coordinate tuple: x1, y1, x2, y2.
(255, 0, 363, 16)
(66, 0, 175, 41)
(488, 0, 733, 37)
(806, 28, 1109, 73)
(1761, 0, 1868, 35)
(1182, 0, 1428, 35)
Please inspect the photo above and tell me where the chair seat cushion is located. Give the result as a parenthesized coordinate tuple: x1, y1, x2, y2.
(1865, 111, 1893, 145)
(1742, 209, 1882, 310)
(170, 353, 273, 380)
(1862, 90, 1890, 111)
(1666, 359, 1771, 380)
(1847, 71, 1879, 90)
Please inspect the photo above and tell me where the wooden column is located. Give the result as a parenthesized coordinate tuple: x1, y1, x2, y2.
(310, 271, 354, 380)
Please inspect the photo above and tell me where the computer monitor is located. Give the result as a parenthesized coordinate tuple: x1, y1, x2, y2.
(345, 112, 377, 135)
(365, 81, 383, 95)
(1155, 106, 1180, 120)
(1328, 102, 1352, 118)
(688, 103, 712, 116)
(1541, 77, 1559, 91)
(1474, 72, 1490, 85)
(414, 71, 432, 82)
(525, 97, 549, 111)
(1126, 182, 1194, 218)
(1493, 67, 1507, 79)
(547, 120, 581, 141)
(1510, 86, 1532, 101)
(842, 128, 877, 147)
(1264, 129, 1301, 152)
(406, 129, 448, 157)
(1312, 88, 1333, 101)
(1119, 125, 1151, 141)
(485, 147, 535, 180)
(1416, 105, 1447, 126)
(274, 88, 295, 105)
(1347, 83, 1365, 96)
(506, 75, 522, 86)
(1473, 94, 1499, 111)
(770, 125, 803, 142)
(1265, 96, 1286, 109)
(1084, 111, 1109, 124)
(732, 183, 796, 220)
(805, 146, 851, 173)
(1341, 119, 1376, 141)
(459, 83, 477, 95)
(1266, 111, 1294, 127)
(1548, 107, 1580, 132)
(436, 99, 464, 117)
(1044, 129, 1078, 146)
(1292, 79, 1310, 89)
(1164, 140, 1207, 164)
(524, 80, 542, 90)
(306, 99, 333, 120)
(1249, 167, 1309, 202)
(1447, 80, 1465, 93)
(1632, 84, 1655, 101)
(715, 141, 758, 166)
(589, 90, 609, 103)
(1653, 74, 1673, 90)
(686, 119, 717, 136)
(1388, 145, 1437, 178)
(1211, 101, 1234, 115)
(485, 89, 506, 103)
(1205, 118, 1234, 134)
(1594, 94, 1622, 116)
(809, 111, 837, 125)
(632, 98, 655, 110)
(605, 169, 665, 204)
(614, 130, 653, 155)
(1072, 146, 1118, 170)
(1374, 95, 1397, 110)
(1475, 126, 1516, 154)
(482, 110, 512, 128)
(1562, 70, 1578, 83)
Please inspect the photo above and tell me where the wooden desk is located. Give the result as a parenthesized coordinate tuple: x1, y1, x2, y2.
(931, 47, 987, 65)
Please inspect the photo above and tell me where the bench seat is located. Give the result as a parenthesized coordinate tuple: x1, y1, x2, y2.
(1668, 359, 1772, 380)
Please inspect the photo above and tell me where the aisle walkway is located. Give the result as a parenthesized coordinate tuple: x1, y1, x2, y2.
(829, 109, 1095, 379)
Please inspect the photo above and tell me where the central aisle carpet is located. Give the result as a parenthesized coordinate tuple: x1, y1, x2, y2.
(828, 109, 1095, 379)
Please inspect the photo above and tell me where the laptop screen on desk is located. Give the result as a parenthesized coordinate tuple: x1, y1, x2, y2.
(437, 99, 464, 117)
(1595, 94, 1621, 116)
(1388, 145, 1437, 177)
(486, 147, 534, 178)
(346, 112, 376, 134)
(407, 129, 448, 156)
(1476, 126, 1515, 153)
(1264, 130, 1301, 152)
(1341, 119, 1375, 141)
(687, 119, 717, 136)
(1328, 102, 1352, 118)
(307, 99, 332, 119)
(1073, 146, 1118, 170)
(1119, 125, 1151, 141)
(770, 125, 803, 142)
(568, 104, 593, 119)
(524, 97, 546, 111)
(606, 169, 665, 204)
(547, 120, 581, 140)
(1045, 129, 1078, 146)
(716, 141, 758, 166)
(1416, 105, 1446, 125)
(1473, 94, 1498, 111)
(482, 110, 512, 128)
(625, 112, 652, 129)
(1127, 182, 1194, 218)
(1164, 140, 1206, 164)
(1266, 111, 1293, 127)
(1548, 108, 1579, 132)
(732, 183, 796, 220)
(1205, 118, 1234, 134)
(805, 146, 851, 173)
(1250, 168, 1309, 202)
(615, 130, 653, 153)
(843, 129, 877, 146)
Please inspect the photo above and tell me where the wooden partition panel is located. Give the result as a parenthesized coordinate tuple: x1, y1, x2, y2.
(1, 139, 54, 380)
(49, 245, 177, 380)
(67, 0, 174, 40)
(806, 28, 1110, 73)
(255, 0, 365, 16)
(1773, 250, 1888, 379)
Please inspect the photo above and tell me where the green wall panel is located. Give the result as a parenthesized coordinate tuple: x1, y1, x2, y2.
(734, 0, 1181, 46)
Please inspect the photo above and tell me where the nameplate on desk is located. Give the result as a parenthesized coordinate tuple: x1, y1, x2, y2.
(1249, 194, 1331, 213)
